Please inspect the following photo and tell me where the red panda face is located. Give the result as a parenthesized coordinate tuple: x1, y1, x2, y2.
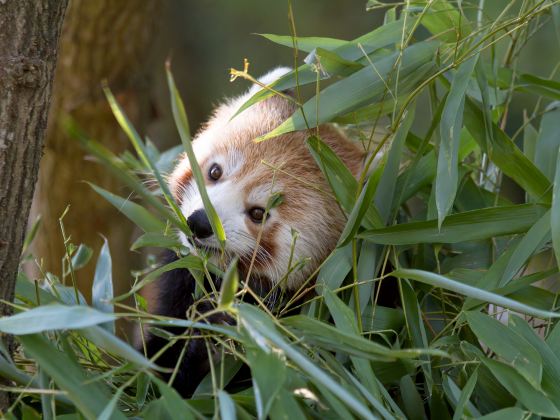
(169, 69, 365, 290)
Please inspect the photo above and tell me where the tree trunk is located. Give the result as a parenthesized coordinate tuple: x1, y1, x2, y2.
(30, 1, 162, 302)
(0, 0, 69, 410)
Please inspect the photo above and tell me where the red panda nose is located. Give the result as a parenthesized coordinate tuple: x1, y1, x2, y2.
(187, 209, 213, 239)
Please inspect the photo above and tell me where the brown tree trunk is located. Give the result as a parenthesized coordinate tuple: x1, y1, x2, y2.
(0, 0, 69, 410)
(30, 1, 163, 302)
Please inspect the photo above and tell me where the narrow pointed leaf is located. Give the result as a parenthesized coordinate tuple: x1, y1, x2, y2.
(257, 41, 438, 141)
(89, 183, 165, 233)
(394, 269, 560, 319)
(0, 305, 116, 334)
(167, 67, 226, 244)
(436, 54, 479, 226)
(360, 204, 547, 244)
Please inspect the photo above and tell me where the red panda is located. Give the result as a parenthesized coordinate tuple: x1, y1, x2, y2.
(144, 68, 366, 396)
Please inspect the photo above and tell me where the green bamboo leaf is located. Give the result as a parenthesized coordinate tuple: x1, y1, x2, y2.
(360, 204, 547, 244)
(103, 86, 189, 231)
(307, 47, 364, 75)
(92, 238, 114, 333)
(69, 244, 92, 271)
(482, 358, 560, 417)
(218, 390, 236, 420)
(22, 215, 41, 254)
(282, 315, 447, 360)
(478, 407, 526, 420)
(218, 257, 239, 310)
(80, 325, 159, 370)
(436, 53, 479, 227)
(508, 315, 560, 404)
(338, 172, 381, 247)
(256, 41, 438, 141)
(152, 377, 198, 420)
(374, 104, 415, 223)
(306, 135, 382, 230)
(465, 312, 543, 388)
(452, 370, 478, 420)
(316, 243, 353, 292)
(534, 105, 560, 181)
(130, 232, 182, 250)
(0, 305, 116, 334)
(499, 210, 551, 287)
(416, 0, 471, 43)
(523, 120, 538, 163)
(114, 255, 204, 302)
(88, 183, 165, 233)
(553, 148, 560, 268)
(306, 135, 357, 210)
(394, 269, 560, 319)
(270, 389, 307, 420)
(518, 74, 560, 101)
(463, 97, 552, 202)
(399, 279, 432, 394)
(19, 334, 121, 420)
(245, 344, 286, 420)
(98, 389, 123, 420)
(400, 375, 426, 420)
(442, 375, 481, 417)
(259, 34, 347, 53)
(238, 304, 376, 420)
(166, 66, 226, 245)
(323, 289, 385, 411)
(65, 118, 187, 233)
(237, 20, 408, 117)
(553, 3, 560, 44)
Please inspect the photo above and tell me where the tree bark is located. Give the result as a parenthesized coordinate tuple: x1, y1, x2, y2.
(0, 0, 69, 410)
(30, 1, 162, 302)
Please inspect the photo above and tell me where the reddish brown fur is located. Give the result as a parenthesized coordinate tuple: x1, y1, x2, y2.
(169, 90, 365, 288)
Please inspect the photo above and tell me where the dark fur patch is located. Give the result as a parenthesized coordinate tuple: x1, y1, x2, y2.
(141, 250, 223, 397)
(142, 250, 273, 397)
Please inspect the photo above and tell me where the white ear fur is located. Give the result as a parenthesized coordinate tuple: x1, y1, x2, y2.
(248, 66, 292, 96)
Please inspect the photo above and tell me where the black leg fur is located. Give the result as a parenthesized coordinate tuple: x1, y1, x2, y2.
(141, 250, 306, 397)
(141, 250, 226, 397)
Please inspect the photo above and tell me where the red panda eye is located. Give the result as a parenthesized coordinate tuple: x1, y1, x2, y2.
(208, 164, 222, 181)
(248, 207, 265, 223)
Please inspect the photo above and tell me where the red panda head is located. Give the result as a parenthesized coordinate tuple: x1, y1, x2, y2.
(169, 68, 365, 290)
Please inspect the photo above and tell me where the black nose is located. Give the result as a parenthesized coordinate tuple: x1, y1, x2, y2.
(187, 209, 213, 239)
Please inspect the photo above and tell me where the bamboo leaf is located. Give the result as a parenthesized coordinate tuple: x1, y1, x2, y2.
(238, 304, 376, 420)
(394, 269, 560, 319)
(0, 305, 116, 335)
(237, 20, 408, 116)
(19, 334, 121, 420)
(256, 41, 438, 141)
(92, 238, 114, 333)
(499, 210, 551, 287)
(465, 311, 543, 388)
(360, 204, 547, 244)
(375, 104, 415, 223)
(534, 105, 560, 181)
(166, 66, 226, 245)
(553, 148, 560, 266)
(88, 183, 166, 233)
(436, 53, 479, 226)
(482, 358, 560, 417)
(218, 257, 239, 310)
